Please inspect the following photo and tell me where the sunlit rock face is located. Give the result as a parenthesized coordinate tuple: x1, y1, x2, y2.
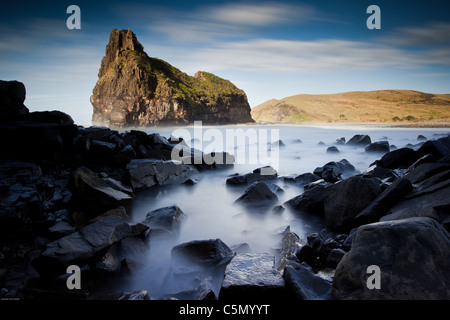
(91, 29, 254, 127)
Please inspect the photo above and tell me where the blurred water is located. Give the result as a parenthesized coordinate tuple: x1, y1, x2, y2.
(110, 124, 449, 299)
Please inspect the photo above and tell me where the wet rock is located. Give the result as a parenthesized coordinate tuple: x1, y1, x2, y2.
(365, 141, 390, 153)
(141, 205, 187, 237)
(276, 231, 301, 271)
(332, 217, 450, 300)
(324, 176, 382, 231)
(234, 181, 278, 206)
(381, 171, 450, 225)
(171, 238, 234, 267)
(346, 134, 371, 147)
(335, 137, 346, 145)
(226, 166, 277, 186)
(326, 146, 339, 153)
(416, 135, 450, 159)
(313, 159, 359, 183)
(126, 159, 198, 190)
(68, 166, 133, 214)
(32, 215, 131, 277)
(324, 248, 346, 269)
(48, 221, 76, 238)
(362, 165, 398, 181)
(219, 253, 286, 300)
(230, 243, 252, 254)
(353, 177, 413, 226)
(283, 261, 332, 300)
(404, 162, 450, 184)
(417, 135, 427, 141)
(284, 184, 326, 215)
(292, 173, 321, 186)
(373, 147, 419, 169)
(404, 154, 437, 174)
(102, 289, 150, 300)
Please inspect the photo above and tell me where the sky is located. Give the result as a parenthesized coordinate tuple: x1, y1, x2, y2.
(1, 0, 450, 125)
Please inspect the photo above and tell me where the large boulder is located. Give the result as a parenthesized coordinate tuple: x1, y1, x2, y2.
(381, 171, 450, 225)
(32, 215, 131, 277)
(353, 177, 413, 226)
(313, 159, 359, 183)
(171, 238, 234, 267)
(373, 147, 419, 169)
(332, 217, 450, 299)
(68, 166, 133, 213)
(346, 134, 371, 147)
(141, 205, 187, 237)
(219, 253, 286, 300)
(365, 141, 390, 153)
(416, 135, 450, 159)
(283, 261, 332, 300)
(234, 181, 278, 206)
(324, 176, 382, 231)
(126, 159, 198, 190)
(284, 184, 326, 215)
(226, 166, 277, 186)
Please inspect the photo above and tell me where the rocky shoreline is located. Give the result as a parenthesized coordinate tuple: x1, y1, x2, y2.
(1, 79, 450, 300)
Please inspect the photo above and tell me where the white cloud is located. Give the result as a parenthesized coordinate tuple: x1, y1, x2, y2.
(177, 38, 436, 74)
(386, 22, 450, 47)
(116, 2, 320, 43)
(201, 2, 316, 27)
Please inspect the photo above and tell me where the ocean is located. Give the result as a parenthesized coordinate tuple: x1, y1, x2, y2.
(101, 123, 450, 299)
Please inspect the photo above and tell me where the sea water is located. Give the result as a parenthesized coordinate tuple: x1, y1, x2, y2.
(105, 124, 449, 299)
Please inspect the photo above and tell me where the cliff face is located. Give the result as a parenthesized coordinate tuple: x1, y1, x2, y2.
(91, 29, 254, 127)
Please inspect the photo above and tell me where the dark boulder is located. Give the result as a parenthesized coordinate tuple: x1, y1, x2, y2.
(373, 147, 419, 169)
(365, 141, 390, 153)
(313, 159, 359, 183)
(381, 169, 450, 225)
(32, 215, 131, 277)
(126, 159, 198, 190)
(0, 80, 29, 120)
(353, 177, 413, 226)
(226, 166, 277, 186)
(326, 146, 340, 153)
(234, 181, 278, 206)
(171, 238, 234, 267)
(416, 135, 450, 159)
(284, 184, 326, 215)
(292, 173, 321, 186)
(68, 166, 133, 214)
(332, 217, 450, 300)
(346, 134, 371, 147)
(141, 205, 187, 237)
(324, 176, 382, 231)
(283, 261, 331, 300)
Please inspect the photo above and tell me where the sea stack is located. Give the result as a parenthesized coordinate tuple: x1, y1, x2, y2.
(91, 29, 254, 127)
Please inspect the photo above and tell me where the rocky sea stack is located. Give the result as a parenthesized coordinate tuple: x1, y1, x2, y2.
(91, 29, 254, 127)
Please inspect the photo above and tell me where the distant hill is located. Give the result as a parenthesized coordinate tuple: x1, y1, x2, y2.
(251, 90, 450, 125)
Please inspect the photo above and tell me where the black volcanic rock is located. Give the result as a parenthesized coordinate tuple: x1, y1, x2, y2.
(91, 29, 254, 126)
(0, 80, 29, 120)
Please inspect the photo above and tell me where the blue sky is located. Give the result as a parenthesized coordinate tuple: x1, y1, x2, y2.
(1, 0, 450, 125)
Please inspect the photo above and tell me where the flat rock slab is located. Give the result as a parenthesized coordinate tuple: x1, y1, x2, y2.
(126, 159, 198, 190)
(219, 253, 286, 300)
(32, 215, 131, 277)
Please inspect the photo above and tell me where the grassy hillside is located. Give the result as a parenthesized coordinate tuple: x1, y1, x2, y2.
(251, 90, 450, 125)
